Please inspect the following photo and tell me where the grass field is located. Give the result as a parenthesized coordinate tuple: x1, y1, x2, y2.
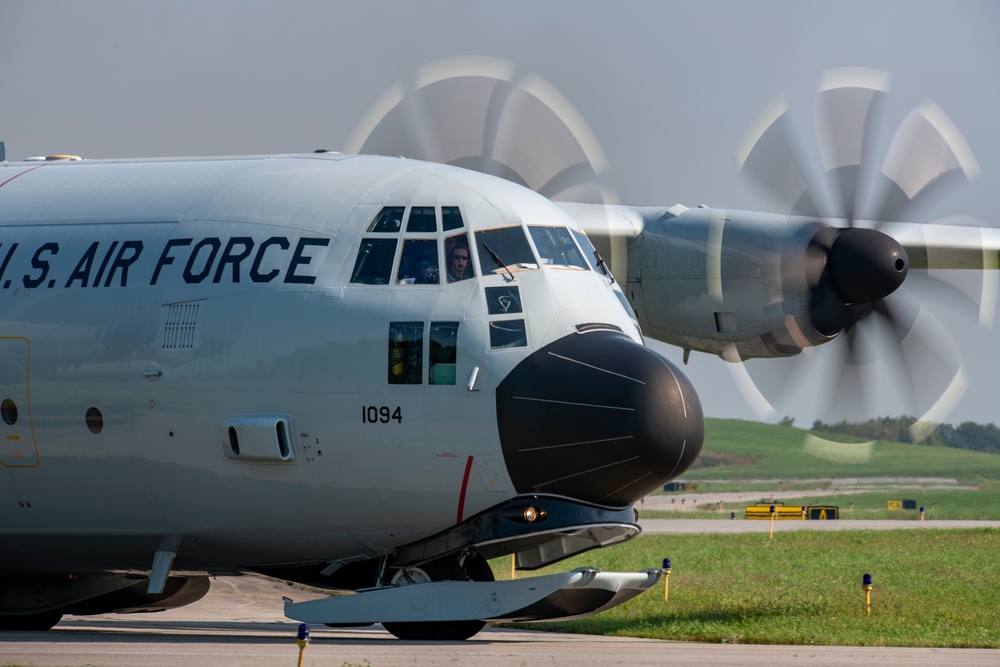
(489, 419, 1000, 646)
(492, 530, 1000, 647)
(684, 419, 1000, 484)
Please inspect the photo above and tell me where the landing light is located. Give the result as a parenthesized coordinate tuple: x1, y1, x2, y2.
(501, 504, 549, 523)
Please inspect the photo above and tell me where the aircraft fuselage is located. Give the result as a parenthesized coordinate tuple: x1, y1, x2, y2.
(0, 153, 702, 592)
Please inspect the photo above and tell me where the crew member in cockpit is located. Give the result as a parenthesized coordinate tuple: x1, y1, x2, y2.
(447, 243, 473, 283)
(416, 260, 439, 284)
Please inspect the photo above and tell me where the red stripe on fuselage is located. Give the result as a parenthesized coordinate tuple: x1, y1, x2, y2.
(456, 455, 474, 524)
(0, 165, 45, 190)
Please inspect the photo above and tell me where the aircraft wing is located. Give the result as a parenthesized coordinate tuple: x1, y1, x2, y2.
(561, 202, 1000, 274)
(881, 221, 1000, 270)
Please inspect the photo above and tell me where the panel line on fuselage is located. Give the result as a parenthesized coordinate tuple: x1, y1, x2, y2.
(516, 435, 634, 453)
(545, 351, 646, 385)
(511, 396, 635, 411)
(531, 455, 641, 490)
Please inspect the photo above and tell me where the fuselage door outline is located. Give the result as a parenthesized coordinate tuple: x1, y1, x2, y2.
(0, 336, 38, 468)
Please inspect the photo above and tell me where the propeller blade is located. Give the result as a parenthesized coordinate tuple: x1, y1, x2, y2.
(826, 324, 879, 422)
(490, 73, 607, 201)
(734, 96, 821, 217)
(344, 56, 609, 203)
(871, 299, 966, 439)
(721, 345, 777, 422)
(882, 218, 999, 329)
(905, 269, 995, 330)
(814, 68, 890, 224)
(874, 101, 980, 224)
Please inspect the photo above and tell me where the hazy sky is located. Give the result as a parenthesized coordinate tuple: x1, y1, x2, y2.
(2, 1, 998, 426)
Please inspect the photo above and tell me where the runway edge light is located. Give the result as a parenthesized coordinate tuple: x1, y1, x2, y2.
(296, 623, 310, 667)
(863, 573, 873, 616)
(662, 558, 672, 601)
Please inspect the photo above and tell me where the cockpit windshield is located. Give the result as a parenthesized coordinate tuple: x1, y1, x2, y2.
(528, 226, 588, 269)
(474, 227, 537, 275)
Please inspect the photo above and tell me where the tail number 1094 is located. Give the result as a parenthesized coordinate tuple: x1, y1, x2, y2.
(362, 406, 403, 424)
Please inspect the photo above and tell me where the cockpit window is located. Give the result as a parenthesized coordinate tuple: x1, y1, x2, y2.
(614, 289, 637, 320)
(429, 322, 459, 385)
(486, 286, 522, 314)
(396, 239, 439, 285)
(474, 227, 536, 275)
(388, 322, 423, 384)
(369, 206, 405, 233)
(529, 226, 588, 269)
(570, 230, 599, 270)
(406, 206, 437, 233)
(354, 205, 478, 288)
(489, 320, 527, 348)
(442, 206, 464, 231)
(445, 233, 474, 283)
(350, 238, 398, 284)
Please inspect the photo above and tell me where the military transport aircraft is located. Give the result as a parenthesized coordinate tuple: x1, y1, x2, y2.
(0, 62, 993, 639)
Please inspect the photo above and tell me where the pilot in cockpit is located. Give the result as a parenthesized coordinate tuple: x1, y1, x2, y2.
(447, 243, 473, 283)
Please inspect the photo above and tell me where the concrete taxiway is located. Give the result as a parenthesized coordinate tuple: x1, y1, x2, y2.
(3, 575, 996, 667)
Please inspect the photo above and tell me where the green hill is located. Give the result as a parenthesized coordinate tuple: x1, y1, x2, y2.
(686, 418, 1000, 484)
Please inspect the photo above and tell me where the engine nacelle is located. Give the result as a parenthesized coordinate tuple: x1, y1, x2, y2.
(624, 206, 832, 360)
(562, 202, 908, 362)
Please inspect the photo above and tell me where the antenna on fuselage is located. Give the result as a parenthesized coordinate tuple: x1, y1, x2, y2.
(0, 141, 5, 162)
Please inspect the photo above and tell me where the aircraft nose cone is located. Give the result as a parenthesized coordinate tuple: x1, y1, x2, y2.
(496, 330, 704, 507)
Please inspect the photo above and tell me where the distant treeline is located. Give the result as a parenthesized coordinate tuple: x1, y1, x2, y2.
(805, 416, 1000, 455)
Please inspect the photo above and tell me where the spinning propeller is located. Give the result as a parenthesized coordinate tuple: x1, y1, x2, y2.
(732, 68, 989, 437)
(343, 55, 609, 203)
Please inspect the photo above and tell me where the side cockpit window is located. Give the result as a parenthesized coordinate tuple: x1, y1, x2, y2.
(445, 233, 474, 283)
(388, 322, 423, 384)
(429, 322, 459, 385)
(388, 321, 460, 385)
(352, 206, 405, 285)
(489, 320, 527, 348)
(571, 229, 609, 277)
(397, 239, 439, 285)
(350, 238, 398, 284)
(353, 205, 473, 287)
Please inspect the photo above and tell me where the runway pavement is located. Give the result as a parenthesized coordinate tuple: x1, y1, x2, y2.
(2, 575, 996, 667)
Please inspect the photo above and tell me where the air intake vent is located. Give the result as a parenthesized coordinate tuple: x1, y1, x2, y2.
(162, 304, 199, 348)
(219, 415, 295, 463)
(574, 322, 623, 334)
